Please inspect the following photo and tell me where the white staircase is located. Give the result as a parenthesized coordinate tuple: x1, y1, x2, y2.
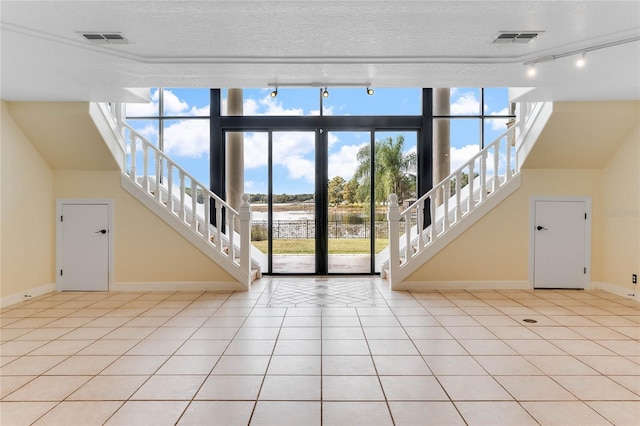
(382, 102, 550, 288)
(93, 103, 260, 288)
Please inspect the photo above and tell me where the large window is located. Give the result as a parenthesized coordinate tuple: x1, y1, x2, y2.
(125, 87, 514, 275)
(436, 88, 514, 172)
(125, 88, 211, 184)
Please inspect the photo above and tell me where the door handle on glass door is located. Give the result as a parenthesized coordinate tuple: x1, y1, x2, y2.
(95, 229, 107, 234)
(536, 226, 548, 231)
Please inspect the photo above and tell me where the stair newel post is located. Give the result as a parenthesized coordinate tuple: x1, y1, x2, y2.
(154, 150, 161, 203)
(387, 194, 400, 288)
(240, 194, 252, 278)
(493, 141, 500, 192)
(455, 171, 462, 223)
(179, 171, 186, 222)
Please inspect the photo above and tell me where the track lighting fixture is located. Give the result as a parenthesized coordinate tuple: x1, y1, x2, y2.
(522, 35, 639, 73)
(366, 87, 374, 95)
(270, 88, 278, 98)
(322, 88, 329, 98)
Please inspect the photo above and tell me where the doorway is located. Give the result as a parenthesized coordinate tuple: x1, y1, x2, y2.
(237, 128, 417, 275)
(56, 200, 113, 291)
(531, 197, 591, 289)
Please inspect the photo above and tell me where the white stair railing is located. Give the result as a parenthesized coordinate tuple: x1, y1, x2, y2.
(119, 121, 253, 286)
(386, 102, 544, 287)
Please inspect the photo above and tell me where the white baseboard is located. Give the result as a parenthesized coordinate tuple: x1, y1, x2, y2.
(112, 281, 246, 292)
(591, 281, 640, 302)
(395, 280, 530, 291)
(1, 283, 56, 308)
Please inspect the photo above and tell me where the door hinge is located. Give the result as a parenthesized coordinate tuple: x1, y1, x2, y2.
(584, 267, 587, 274)
(60, 269, 63, 276)
(60, 215, 63, 222)
(585, 213, 587, 220)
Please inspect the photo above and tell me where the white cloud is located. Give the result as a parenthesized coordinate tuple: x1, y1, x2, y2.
(282, 155, 315, 182)
(136, 123, 158, 146)
(244, 132, 269, 169)
(163, 119, 210, 158)
(162, 90, 189, 115)
(257, 96, 304, 116)
(451, 91, 481, 115)
(327, 132, 339, 149)
(487, 107, 510, 131)
(450, 144, 480, 172)
(244, 130, 317, 184)
(328, 143, 367, 180)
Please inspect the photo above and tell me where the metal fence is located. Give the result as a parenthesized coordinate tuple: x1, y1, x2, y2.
(251, 219, 416, 240)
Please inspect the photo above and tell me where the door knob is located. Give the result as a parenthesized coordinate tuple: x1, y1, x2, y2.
(96, 229, 107, 234)
(536, 226, 548, 231)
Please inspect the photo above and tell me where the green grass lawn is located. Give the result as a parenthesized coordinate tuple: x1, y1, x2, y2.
(252, 238, 389, 254)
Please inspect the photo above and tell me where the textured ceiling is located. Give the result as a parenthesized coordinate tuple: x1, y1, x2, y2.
(1, 1, 639, 102)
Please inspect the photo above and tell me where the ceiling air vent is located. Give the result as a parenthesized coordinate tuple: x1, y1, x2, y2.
(493, 31, 542, 44)
(81, 32, 128, 44)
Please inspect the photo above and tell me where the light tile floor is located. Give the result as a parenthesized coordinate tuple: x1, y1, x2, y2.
(1, 277, 639, 425)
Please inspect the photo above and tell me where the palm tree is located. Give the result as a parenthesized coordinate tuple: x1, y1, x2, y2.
(353, 135, 416, 205)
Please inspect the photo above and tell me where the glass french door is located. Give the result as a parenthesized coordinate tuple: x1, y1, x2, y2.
(239, 129, 375, 274)
(327, 131, 373, 274)
(270, 131, 317, 273)
(236, 128, 416, 275)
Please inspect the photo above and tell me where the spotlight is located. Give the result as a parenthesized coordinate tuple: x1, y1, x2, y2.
(576, 53, 586, 68)
(526, 64, 537, 77)
(270, 88, 278, 98)
(366, 87, 374, 95)
(322, 88, 329, 98)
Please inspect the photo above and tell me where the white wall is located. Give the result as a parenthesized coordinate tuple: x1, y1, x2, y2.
(1, 101, 55, 298)
(601, 124, 640, 293)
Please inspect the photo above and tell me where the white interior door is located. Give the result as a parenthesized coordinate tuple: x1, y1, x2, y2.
(61, 204, 110, 291)
(533, 200, 587, 289)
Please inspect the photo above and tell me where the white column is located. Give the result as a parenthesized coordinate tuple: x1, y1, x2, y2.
(433, 88, 450, 206)
(226, 89, 244, 216)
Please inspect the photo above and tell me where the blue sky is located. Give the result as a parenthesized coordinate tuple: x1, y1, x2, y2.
(125, 87, 511, 195)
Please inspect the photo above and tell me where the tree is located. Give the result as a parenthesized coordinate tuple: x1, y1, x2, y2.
(343, 178, 359, 204)
(352, 135, 417, 205)
(328, 176, 345, 206)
